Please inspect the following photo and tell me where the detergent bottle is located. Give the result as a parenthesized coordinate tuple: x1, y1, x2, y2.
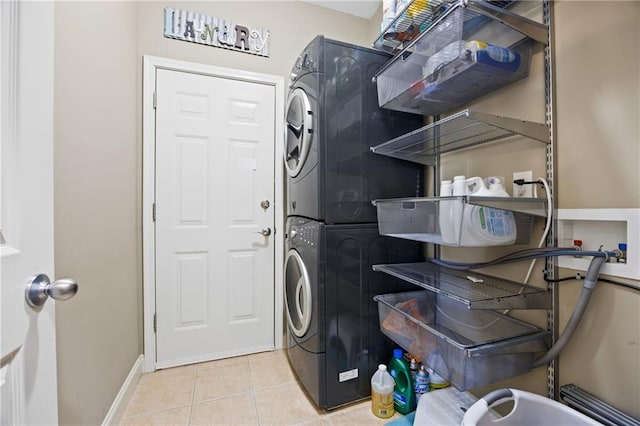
(438, 180, 456, 244)
(389, 349, 416, 414)
(467, 176, 510, 197)
(449, 175, 467, 245)
(460, 176, 516, 246)
(371, 364, 395, 419)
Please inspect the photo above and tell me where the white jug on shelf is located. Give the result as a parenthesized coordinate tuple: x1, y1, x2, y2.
(466, 176, 510, 197)
(460, 176, 517, 246)
(438, 180, 456, 244)
(450, 175, 467, 245)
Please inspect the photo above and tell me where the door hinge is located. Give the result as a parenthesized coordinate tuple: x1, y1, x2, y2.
(153, 92, 157, 109)
(153, 312, 157, 332)
(152, 203, 156, 222)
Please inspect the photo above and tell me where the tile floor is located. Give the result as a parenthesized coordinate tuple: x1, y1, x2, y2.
(120, 350, 405, 425)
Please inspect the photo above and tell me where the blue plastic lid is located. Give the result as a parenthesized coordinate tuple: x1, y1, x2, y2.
(619, 243, 627, 250)
(393, 348, 403, 359)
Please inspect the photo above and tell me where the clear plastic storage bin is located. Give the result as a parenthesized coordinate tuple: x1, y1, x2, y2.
(373, 197, 537, 247)
(374, 290, 550, 390)
(374, 3, 536, 116)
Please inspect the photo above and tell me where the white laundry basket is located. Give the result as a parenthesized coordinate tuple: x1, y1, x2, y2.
(463, 388, 603, 426)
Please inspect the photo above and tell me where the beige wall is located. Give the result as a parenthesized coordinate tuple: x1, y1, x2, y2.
(136, 1, 374, 78)
(54, 2, 140, 424)
(368, 5, 384, 48)
(53, 1, 640, 423)
(554, 1, 640, 417)
(555, 1, 640, 209)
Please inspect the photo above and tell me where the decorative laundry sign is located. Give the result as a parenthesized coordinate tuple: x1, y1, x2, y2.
(164, 8, 271, 57)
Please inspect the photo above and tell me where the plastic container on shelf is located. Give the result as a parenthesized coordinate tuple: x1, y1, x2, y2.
(451, 175, 467, 243)
(438, 180, 456, 244)
(373, 196, 535, 247)
(374, 290, 550, 390)
(371, 364, 396, 419)
(459, 205, 517, 246)
(440, 179, 453, 196)
(374, 2, 540, 116)
(459, 176, 516, 246)
(465, 176, 509, 197)
(389, 349, 416, 414)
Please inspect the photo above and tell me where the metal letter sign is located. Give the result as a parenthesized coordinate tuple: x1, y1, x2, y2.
(164, 8, 271, 57)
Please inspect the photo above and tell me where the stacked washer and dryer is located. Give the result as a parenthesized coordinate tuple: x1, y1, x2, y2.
(283, 35, 425, 409)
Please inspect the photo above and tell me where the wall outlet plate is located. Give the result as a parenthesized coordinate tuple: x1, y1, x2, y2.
(512, 171, 533, 197)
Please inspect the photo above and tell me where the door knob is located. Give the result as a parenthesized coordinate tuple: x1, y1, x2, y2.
(254, 227, 272, 237)
(260, 200, 270, 210)
(25, 273, 78, 308)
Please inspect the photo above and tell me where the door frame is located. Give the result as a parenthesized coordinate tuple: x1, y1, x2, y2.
(142, 55, 285, 373)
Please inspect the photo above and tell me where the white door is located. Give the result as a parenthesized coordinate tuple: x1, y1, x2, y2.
(155, 69, 276, 368)
(1, 2, 72, 424)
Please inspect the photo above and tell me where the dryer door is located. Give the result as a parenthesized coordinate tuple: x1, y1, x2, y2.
(284, 249, 312, 337)
(284, 88, 313, 178)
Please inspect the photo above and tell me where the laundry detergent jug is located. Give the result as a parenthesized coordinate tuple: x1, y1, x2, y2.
(371, 364, 395, 419)
(449, 175, 468, 245)
(438, 180, 457, 244)
(460, 176, 517, 246)
(466, 176, 510, 197)
(389, 349, 416, 414)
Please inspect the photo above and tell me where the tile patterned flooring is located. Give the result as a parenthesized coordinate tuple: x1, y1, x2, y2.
(120, 350, 404, 425)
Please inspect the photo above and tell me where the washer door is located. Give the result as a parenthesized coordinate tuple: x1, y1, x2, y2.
(284, 249, 312, 338)
(284, 88, 313, 178)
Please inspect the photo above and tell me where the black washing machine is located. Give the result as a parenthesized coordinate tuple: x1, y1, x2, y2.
(284, 35, 424, 224)
(284, 217, 422, 409)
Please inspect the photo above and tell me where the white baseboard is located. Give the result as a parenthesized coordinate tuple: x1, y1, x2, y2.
(102, 355, 144, 426)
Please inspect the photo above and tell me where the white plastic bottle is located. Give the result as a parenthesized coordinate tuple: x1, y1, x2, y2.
(460, 176, 517, 246)
(485, 176, 510, 197)
(466, 176, 509, 197)
(438, 180, 456, 244)
(371, 364, 395, 419)
(450, 175, 467, 245)
(452, 175, 467, 196)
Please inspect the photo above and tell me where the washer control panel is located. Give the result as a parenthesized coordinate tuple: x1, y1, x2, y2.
(287, 219, 319, 248)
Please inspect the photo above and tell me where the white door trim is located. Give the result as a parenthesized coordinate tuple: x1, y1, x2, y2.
(142, 55, 285, 373)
